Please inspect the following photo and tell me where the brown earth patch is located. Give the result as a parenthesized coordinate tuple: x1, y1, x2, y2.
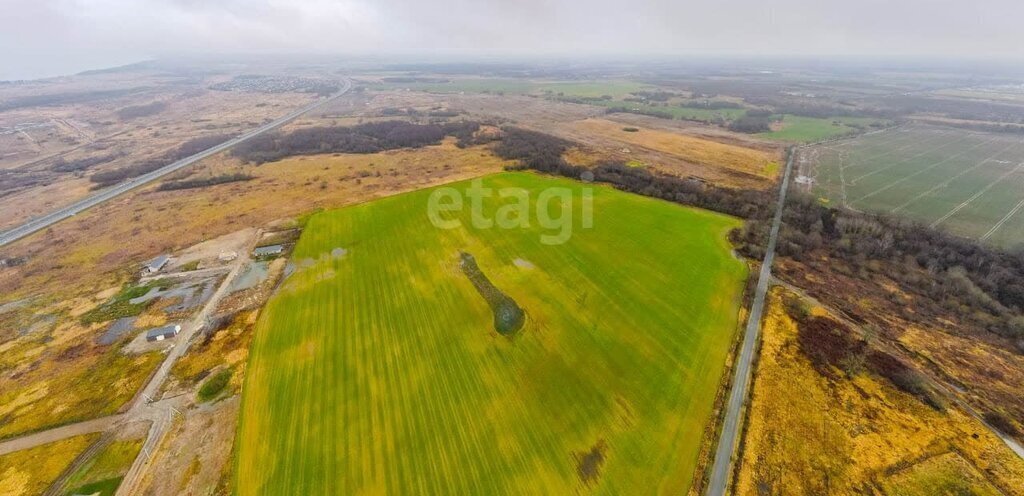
(574, 439, 608, 485)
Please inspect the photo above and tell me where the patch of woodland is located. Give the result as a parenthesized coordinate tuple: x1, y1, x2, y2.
(784, 294, 946, 410)
(90, 133, 237, 187)
(231, 120, 487, 164)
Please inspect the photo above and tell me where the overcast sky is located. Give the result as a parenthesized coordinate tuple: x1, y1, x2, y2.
(3, 0, 1023, 80)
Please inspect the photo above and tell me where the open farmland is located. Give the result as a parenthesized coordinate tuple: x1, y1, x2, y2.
(758, 115, 891, 142)
(803, 125, 1024, 248)
(236, 172, 748, 494)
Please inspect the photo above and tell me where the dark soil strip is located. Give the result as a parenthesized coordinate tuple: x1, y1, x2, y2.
(459, 252, 525, 336)
(574, 440, 608, 484)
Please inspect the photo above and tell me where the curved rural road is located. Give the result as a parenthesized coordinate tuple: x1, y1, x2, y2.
(0, 78, 351, 248)
(707, 147, 797, 496)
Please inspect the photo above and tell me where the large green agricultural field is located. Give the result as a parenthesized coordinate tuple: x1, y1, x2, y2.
(758, 115, 891, 142)
(803, 125, 1024, 248)
(235, 172, 749, 494)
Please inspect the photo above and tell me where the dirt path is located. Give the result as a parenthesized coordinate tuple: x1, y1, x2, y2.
(114, 231, 260, 496)
(138, 264, 231, 284)
(0, 415, 121, 456)
(0, 229, 260, 496)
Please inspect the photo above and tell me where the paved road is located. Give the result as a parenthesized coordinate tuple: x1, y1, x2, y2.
(707, 146, 797, 496)
(0, 79, 351, 248)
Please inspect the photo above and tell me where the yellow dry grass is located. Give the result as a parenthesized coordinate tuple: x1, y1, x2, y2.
(734, 287, 1024, 495)
(0, 340, 162, 439)
(562, 146, 605, 167)
(170, 310, 256, 389)
(879, 451, 1002, 496)
(567, 118, 778, 179)
(0, 434, 99, 496)
(1, 140, 512, 301)
(0, 142, 511, 438)
(900, 327, 1024, 434)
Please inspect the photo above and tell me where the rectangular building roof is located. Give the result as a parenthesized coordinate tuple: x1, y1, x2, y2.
(146, 324, 180, 339)
(144, 254, 170, 270)
(253, 245, 284, 256)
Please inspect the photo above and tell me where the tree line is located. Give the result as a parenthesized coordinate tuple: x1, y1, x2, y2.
(157, 173, 255, 191)
(496, 127, 774, 220)
(231, 120, 484, 164)
(51, 152, 122, 173)
(727, 110, 774, 133)
(733, 192, 1024, 351)
(89, 133, 236, 187)
(494, 126, 1024, 352)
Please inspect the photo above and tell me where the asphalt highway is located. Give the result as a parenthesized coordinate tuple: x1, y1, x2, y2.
(0, 78, 351, 248)
(706, 146, 797, 496)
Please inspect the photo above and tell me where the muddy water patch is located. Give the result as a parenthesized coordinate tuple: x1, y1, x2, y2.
(229, 261, 270, 293)
(166, 279, 217, 312)
(97, 316, 137, 345)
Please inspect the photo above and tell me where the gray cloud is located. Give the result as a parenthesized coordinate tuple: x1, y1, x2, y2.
(2, 0, 1023, 79)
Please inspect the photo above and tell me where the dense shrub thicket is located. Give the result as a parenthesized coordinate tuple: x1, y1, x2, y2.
(459, 252, 524, 335)
(493, 127, 572, 170)
(51, 153, 122, 173)
(728, 116, 772, 133)
(232, 121, 483, 164)
(157, 173, 255, 191)
(116, 101, 166, 120)
(496, 127, 773, 220)
(90, 133, 236, 187)
(791, 308, 944, 410)
(197, 368, 233, 402)
(733, 192, 1024, 345)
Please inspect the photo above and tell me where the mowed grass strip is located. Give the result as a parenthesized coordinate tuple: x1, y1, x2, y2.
(236, 172, 748, 494)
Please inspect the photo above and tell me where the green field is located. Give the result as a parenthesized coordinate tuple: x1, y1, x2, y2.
(592, 100, 747, 122)
(805, 125, 1024, 248)
(758, 115, 891, 142)
(236, 172, 748, 494)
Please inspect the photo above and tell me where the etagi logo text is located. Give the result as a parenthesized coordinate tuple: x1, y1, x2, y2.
(426, 178, 594, 245)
